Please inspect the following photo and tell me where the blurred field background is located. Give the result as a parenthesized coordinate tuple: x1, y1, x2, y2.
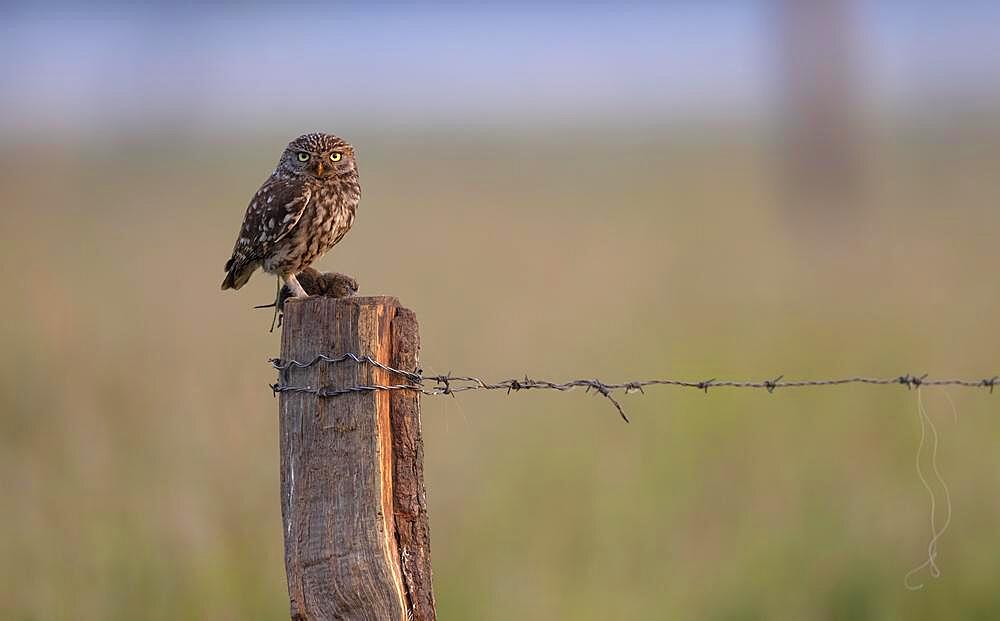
(2, 3, 999, 620)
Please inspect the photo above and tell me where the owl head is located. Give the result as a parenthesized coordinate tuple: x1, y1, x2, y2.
(278, 132, 357, 180)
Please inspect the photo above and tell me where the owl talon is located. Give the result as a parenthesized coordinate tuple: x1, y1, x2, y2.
(283, 273, 309, 298)
(257, 268, 360, 332)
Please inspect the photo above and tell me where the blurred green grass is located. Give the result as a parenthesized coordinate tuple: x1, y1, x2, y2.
(1, 129, 998, 620)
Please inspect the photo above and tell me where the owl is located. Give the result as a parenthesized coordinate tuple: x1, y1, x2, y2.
(221, 132, 360, 298)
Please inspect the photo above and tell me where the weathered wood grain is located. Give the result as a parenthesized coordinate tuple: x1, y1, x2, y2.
(279, 296, 435, 621)
(389, 308, 436, 619)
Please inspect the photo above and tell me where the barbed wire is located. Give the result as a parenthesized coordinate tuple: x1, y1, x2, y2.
(270, 353, 999, 423)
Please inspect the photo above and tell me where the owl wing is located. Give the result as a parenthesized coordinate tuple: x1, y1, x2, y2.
(221, 178, 311, 289)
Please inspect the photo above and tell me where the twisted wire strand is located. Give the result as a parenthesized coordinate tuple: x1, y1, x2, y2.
(269, 355, 999, 423)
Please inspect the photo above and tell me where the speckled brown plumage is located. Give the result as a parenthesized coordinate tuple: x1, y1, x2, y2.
(221, 132, 360, 296)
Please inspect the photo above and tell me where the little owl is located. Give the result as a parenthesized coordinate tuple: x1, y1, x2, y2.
(221, 132, 360, 298)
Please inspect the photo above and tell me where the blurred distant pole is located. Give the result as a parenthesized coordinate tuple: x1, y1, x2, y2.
(278, 296, 436, 621)
(775, 0, 863, 212)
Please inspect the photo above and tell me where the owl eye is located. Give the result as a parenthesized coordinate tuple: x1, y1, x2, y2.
(296, 152, 310, 162)
(329, 152, 342, 162)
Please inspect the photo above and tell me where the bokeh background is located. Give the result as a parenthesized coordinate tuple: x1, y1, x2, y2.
(2, 2, 999, 619)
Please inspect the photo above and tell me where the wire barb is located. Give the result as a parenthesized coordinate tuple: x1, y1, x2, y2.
(982, 376, 998, 393)
(269, 354, 999, 421)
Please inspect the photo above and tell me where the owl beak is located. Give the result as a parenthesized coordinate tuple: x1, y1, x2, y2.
(314, 161, 325, 176)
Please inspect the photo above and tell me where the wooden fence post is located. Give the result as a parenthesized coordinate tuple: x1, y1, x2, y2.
(278, 296, 436, 621)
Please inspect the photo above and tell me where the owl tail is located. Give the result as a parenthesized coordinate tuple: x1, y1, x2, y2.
(221, 257, 259, 291)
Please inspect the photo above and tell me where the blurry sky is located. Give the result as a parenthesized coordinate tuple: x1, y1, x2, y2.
(1, 2, 999, 138)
